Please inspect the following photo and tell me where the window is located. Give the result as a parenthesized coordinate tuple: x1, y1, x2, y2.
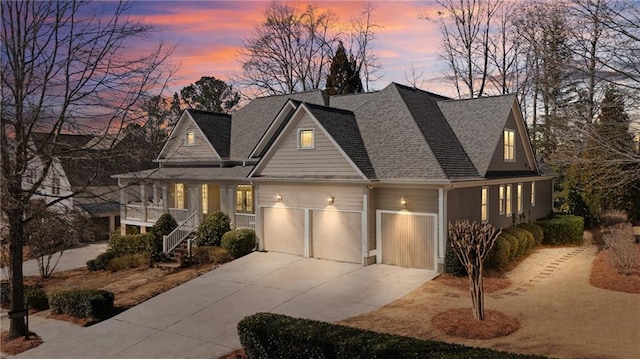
(298, 129, 315, 149)
(481, 187, 488, 222)
(531, 182, 536, 207)
(175, 183, 185, 209)
(498, 185, 505, 214)
(185, 131, 195, 146)
(51, 176, 60, 195)
(504, 129, 515, 161)
(505, 184, 512, 217)
(202, 184, 208, 214)
(236, 185, 253, 213)
(517, 183, 523, 214)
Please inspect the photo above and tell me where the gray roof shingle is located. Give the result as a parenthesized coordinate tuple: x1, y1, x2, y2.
(303, 103, 376, 179)
(187, 109, 232, 158)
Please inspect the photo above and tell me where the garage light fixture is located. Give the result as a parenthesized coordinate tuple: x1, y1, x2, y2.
(327, 195, 334, 205)
(276, 193, 283, 202)
(401, 195, 407, 209)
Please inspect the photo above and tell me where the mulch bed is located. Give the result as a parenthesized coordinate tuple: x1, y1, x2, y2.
(431, 308, 520, 339)
(589, 245, 640, 294)
(1, 331, 43, 355)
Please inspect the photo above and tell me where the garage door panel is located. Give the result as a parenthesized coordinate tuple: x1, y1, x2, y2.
(312, 210, 361, 263)
(263, 207, 304, 256)
(381, 212, 435, 270)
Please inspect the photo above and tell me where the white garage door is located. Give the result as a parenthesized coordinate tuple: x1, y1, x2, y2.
(312, 210, 361, 263)
(379, 211, 436, 270)
(262, 207, 304, 256)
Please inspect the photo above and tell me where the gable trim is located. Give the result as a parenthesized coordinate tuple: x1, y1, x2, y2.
(157, 110, 221, 161)
(248, 100, 299, 158)
(510, 101, 538, 174)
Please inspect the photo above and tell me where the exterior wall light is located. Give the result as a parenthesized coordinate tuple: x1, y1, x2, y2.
(401, 195, 407, 209)
(328, 195, 334, 205)
(276, 193, 283, 202)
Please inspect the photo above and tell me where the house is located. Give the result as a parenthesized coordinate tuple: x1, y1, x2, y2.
(27, 132, 157, 236)
(114, 83, 554, 272)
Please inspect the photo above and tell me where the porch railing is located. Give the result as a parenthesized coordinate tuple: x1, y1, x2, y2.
(234, 213, 255, 230)
(169, 208, 189, 222)
(124, 204, 189, 224)
(163, 211, 200, 254)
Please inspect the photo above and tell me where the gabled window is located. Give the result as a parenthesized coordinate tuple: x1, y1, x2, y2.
(298, 129, 315, 149)
(481, 187, 488, 222)
(185, 131, 195, 146)
(498, 185, 505, 214)
(531, 182, 536, 207)
(517, 183, 523, 214)
(505, 184, 512, 217)
(504, 129, 515, 162)
(175, 183, 185, 209)
(236, 185, 253, 213)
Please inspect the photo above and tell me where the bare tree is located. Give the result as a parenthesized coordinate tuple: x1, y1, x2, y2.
(236, 2, 339, 97)
(403, 64, 426, 89)
(347, 1, 382, 92)
(1, 0, 173, 339)
(487, 0, 521, 95)
(448, 220, 501, 320)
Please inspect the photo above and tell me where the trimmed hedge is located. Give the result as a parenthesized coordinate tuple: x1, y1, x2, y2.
(238, 313, 544, 359)
(108, 233, 154, 257)
(517, 223, 544, 245)
(87, 251, 116, 271)
(0, 282, 49, 310)
(487, 235, 511, 269)
(536, 215, 584, 245)
(221, 229, 256, 258)
(49, 289, 114, 319)
(502, 228, 535, 257)
(196, 211, 232, 247)
(191, 246, 233, 265)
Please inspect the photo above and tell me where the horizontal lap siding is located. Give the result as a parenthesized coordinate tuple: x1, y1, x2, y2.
(260, 114, 360, 178)
(161, 117, 218, 160)
(259, 184, 364, 212)
(374, 188, 439, 213)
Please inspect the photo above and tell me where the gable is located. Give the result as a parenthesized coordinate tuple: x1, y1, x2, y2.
(485, 108, 537, 175)
(158, 111, 220, 162)
(252, 110, 364, 179)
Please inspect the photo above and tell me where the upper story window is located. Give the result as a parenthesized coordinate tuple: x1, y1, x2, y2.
(505, 184, 512, 217)
(498, 185, 505, 215)
(531, 181, 536, 207)
(481, 187, 488, 223)
(236, 185, 253, 214)
(185, 131, 195, 146)
(298, 129, 315, 149)
(517, 183, 523, 214)
(504, 129, 515, 162)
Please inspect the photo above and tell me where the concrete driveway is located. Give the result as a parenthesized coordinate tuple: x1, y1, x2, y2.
(13, 252, 438, 359)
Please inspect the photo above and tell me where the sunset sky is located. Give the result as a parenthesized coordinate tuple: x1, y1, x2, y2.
(122, 0, 452, 96)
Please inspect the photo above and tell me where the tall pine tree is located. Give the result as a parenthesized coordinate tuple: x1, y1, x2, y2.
(325, 42, 363, 95)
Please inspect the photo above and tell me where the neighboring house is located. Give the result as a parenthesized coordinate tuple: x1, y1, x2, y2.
(27, 132, 157, 235)
(115, 83, 554, 272)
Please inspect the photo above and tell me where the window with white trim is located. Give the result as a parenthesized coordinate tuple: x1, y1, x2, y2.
(481, 187, 488, 222)
(517, 183, 523, 214)
(504, 129, 515, 161)
(202, 184, 208, 214)
(505, 184, 512, 217)
(175, 183, 185, 209)
(298, 129, 315, 149)
(236, 185, 254, 214)
(185, 131, 195, 146)
(498, 185, 505, 214)
(531, 182, 536, 207)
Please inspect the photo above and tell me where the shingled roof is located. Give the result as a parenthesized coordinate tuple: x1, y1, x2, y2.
(187, 109, 232, 158)
(303, 103, 376, 179)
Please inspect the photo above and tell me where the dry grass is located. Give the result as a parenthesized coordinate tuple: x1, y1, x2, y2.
(0, 331, 42, 355)
(435, 274, 512, 293)
(431, 308, 520, 339)
(590, 244, 640, 294)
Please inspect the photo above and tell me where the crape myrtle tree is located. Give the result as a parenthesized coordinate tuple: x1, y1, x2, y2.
(448, 220, 501, 320)
(1, 0, 173, 339)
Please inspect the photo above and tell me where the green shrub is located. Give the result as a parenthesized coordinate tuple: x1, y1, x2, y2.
(445, 243, 466, 277)
(487, 235, 511, 269)
(87, 251, 115, 271)
(221, 229, 256, 258)
(196, 211, 232, 247)
(537, 215, 584, 245)
(503, 233, 519, 261)
(108, 233, 154, 257)
(150, 213, 178, 255)
(238, 313, 543, 359)
(502, 228, 535, 257)
(106, 253, 150, 272)
(191, 246, 233, 265)
(517, 223, 544, 245)
(24, 285, 49, 311)
(49, 289, 114, 319)
(0, 282, 48, 310)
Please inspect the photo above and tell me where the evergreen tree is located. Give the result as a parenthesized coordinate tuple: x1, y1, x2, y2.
(325, 42, 363, 95)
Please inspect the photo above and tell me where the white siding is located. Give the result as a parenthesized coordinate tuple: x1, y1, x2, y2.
(260, 113, 360, 178)
(259, 184, 364, 212)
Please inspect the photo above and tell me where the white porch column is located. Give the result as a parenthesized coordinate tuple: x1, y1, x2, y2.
(162, 183, 168, 212)
(119, 179, 128, 235)
(140, 183, 147, 223)
(109, 215, 116, 233)
(152, 183, 159, 207)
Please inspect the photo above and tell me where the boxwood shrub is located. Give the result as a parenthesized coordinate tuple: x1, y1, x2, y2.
(221, 229, 256, 258)
(536, 215, 584, 245)
(196, 211, 232, 247)
(517, 223, 544, 245)
(108, 233, 154, 257)
(49, 289, 114, 319)
(238, 313, 544, 359)
(487, 235, 511, 269)
(502, 227, 535, 257)
(0, 282, 49, 310)
(87, 251, 116, 271)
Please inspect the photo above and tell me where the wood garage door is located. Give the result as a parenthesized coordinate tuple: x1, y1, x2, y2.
(312, 210, 361, 263)
(262, 207, 304, 256)
(379, 212, 436, 270)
